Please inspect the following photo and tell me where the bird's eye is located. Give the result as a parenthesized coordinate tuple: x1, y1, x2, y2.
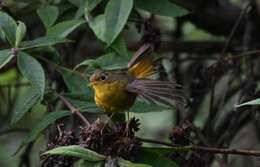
(100, 73, 108, 81)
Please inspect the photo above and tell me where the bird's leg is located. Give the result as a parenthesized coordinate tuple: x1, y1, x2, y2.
(101, 112, 115, 134)
(124, 110, 130, 137)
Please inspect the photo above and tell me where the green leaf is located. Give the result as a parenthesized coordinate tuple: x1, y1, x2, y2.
(74, 59, 101, 70)
(11, 86, 40, 125)
(59, 68, 90, 94)
(75, 5, 85, 19)
(88, 15, 128, 56)
(110, 35, 128, 56)
(104, 0, 133, 45)
(68, 0, 87, 19)
(20, 36, 71, 49)
(15, 21, 27, 47)
(0, 49, 14, 69)
(236, 98, 260, 107)
(89, 14, 105, 41)
(37, 5, 59, 29)
(44, 145, 106, 161)
(65, 95, 99, 113)
(74, 52, 128, 70)
(131, 99, 171, 113)
(22, 110, 71, 144)
(0, 29, 6, 41)
(17, 52, 45, 98)
(74, 160, 104, 167)
(47, 19, 85, 38)
(0, 11, 17, 46)
(135, 0, 188, 18)
(137, 149, 179, 167)
(67, 0, 83, 6)
(117, 158, 152, 167)
(85, 0, 103, 12)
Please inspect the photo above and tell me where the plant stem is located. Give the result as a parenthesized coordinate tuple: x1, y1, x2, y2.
(57, 94, 90, 127)
(138, 137, 260, 156)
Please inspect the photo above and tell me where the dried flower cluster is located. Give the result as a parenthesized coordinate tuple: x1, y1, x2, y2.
(80, 117, 141, 160)
(41, 118, 141, 166)
(41, 127, 78, 167)
(169, 122, 206, 167)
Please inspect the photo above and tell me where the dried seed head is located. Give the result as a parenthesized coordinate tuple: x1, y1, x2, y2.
(41, 126, 78, 167)
(169, 122, 192, 146)
(79, 119, 108, 151)
(79, 117, 142, 161)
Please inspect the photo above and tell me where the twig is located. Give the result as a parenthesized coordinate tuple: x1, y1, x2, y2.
(38, 56, 87, 78)
(57, 94, 90, 127)
(220, 1, 251, 59)
(138, 137, 260, 157)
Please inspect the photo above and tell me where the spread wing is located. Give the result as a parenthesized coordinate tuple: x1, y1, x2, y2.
(126, 79, 186, 108)
(127, 44, 156, 78)
(127, 44, 153, 68)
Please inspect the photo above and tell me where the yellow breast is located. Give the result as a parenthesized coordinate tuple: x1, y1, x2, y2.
(92, 80, 136, 113)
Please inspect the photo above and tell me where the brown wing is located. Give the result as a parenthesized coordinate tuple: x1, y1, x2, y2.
(127, 44, 156, 78)
(127, 44, 153, 68)
(126, 79, 186, 108)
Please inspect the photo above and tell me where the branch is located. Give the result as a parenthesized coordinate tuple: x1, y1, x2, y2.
(57, 94, 90, 127)
(138, 137, 260, 156)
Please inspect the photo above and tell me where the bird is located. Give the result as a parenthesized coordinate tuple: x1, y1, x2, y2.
(89, 44, 185, 117)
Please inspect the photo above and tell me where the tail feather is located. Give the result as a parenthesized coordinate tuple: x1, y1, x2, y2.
(126, 79, 186, 108)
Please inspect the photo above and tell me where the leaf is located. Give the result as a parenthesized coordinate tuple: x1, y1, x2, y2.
(74, 160, 104, 167)
(74, 52, 128, 70)
(44, 145, 106, 161)
(131, 99, 171, 113)
(68, 0, 87, 19)
(20, 36, 71, 49)
(59, 67, 91, 94)
(104, 0, 133, 45)
(89, 14, 105, 41)
(22, 110, 71, 144)
(117, 158, 152, 167)
(88, 15, 127, 56)
(11, 86, 40, 125)
(110, 35, 128, 56)
(84, 0, 103, 21)
(47, 19, 85, 38)
(137, 149, 179, 167)
(75, 5, 85, 19)
(67, 0, 83, 6)
(135, 0, 188, 18)
(74, 59, 101, 70)
(85, 0, 103, 13)
(37, 5, 59, 29)
(17, 52, 45, 98)
(0, 49, 14, 69)
(0, 11, 17, 46)
(0, 29, 6, 41)
(15, 21, 27, 47)
(65, 95, 99, 113)
(235, 98, 260, 107)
